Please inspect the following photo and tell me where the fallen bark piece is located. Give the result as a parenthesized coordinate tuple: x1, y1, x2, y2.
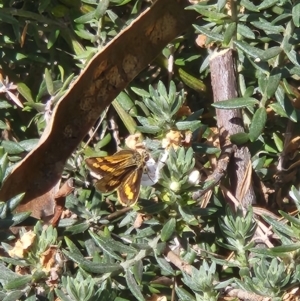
(0, 0, 196, 218)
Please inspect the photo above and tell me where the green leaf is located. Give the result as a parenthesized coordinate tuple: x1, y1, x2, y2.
(115, 92, 137, 116)
(176, 120, 201, 131)
(193, 25, 223, 42)
(251, 21, 284, 34)
(241, 0, 260, 12)
(112, 99, 137, 135)
(230, 132, 249, 144)
(234, 40, 264, 59)
(270, 242, 300, 253)
(74, 10, 95, 23)
(189, 6, 228, 20)
(18, 139, 39, 152)
(125, 270, 145, 301)
(17, 83, 34, 103)
(131, 87, 150, 98)
(44, 68, 54, 95)
(223, 22, 236, 45)
(212, 97, 259, 109)
(7, 193, 25, 212)
(258, 0, 278, 10)
(47, 29, 60, 49)
(1, 141, 25, 155)
(249, 107, 267, 141)
(2, 291, 24, 301)
(237, 24, 255, 39)
(273, 132, 283, 152)
(275, 85, 297, 122)
(293, 2, 300, 27)
(178, 68, 206, 93)
(258, 46, 282, 61)
(64, 249, 121, 273)
(155, 255, 175, 275)
(268, 103, 288, 118)
(175, 286, 196, 301)
(161, 218, 176, 241)
(94, 0, 109, 19)
(5, 275, 32, 290)
(265, 68, 281, 98)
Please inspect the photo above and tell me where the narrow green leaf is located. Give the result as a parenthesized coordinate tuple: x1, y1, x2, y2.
(161, 218, 176, 241)
(80, 261, 121, 274)
(64, 249, 121, 274)
(258, 0, 278, 9)
(44, 68, 54, 95)
(258, 46, 282, 61)
(136, 125, 160, 134)
(115, 92, 137, 116)
(131, 87, 150, 98)
(249, 107, 267, 141)
(273, 132, 283, 152)
(11, 212, 31, 226)
(125, 270, 145, 301)
(193, 25, 223, 42)
(251, 21, 284, 33)
(89, 231, 123, 260)
(5, 275, 32, 290)
(269, 103, 288, 118)
(212, 97, 258, 109)
(64, 236, 84, 256)
(293, 3, 300, 27)
(2, 291, 24, 301)
(18, 139, 39, 152)
(265, 69, 281, 98)
(223, 22, 236, 45)
(279, 210, 300, 227)
(17, 83, 34, 103)
(74, 10, 95, 23)
(1, 141, 25, 155)
(175, 286, 196, 301)
(262, 215, 296, 238)
(7, 193, 25, 211)
(241, 0, 260, 12)
(189, 6, 228, 20)
(237, 24, 255, 39)
(271, 242, 300, 253)
(156, 256, 175, 275)
(47, 29, 60, 49)
(94, 0, 109, 19)
(275, 85, 297, 122)
(112, 99, 137, 135)
(178, 68, 206, 93)
(234, 40, 264, 59)
(230, 132, 249, 144)
(176, 120, 201, 131)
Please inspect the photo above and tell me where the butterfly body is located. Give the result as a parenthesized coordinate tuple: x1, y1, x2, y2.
(85, 149, 149, 206)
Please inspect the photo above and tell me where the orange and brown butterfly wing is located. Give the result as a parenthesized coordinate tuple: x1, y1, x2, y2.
(85, 149, 138, 176)
(94, 165, 136, 193)
(117, 166, 143, 206)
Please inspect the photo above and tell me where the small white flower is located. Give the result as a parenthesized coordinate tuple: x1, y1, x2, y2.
(188, 169, 200, 185)
(170, 181, 181, 192)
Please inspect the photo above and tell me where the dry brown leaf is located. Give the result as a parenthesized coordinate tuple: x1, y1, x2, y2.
(40, 246, 59, 272)
(161, 130, 182, 149)
(8, 230, 36, 258)
(125, 133, 144, 150)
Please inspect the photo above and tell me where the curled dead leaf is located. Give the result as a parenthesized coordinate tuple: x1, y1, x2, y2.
(8, 230, 36, 258)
